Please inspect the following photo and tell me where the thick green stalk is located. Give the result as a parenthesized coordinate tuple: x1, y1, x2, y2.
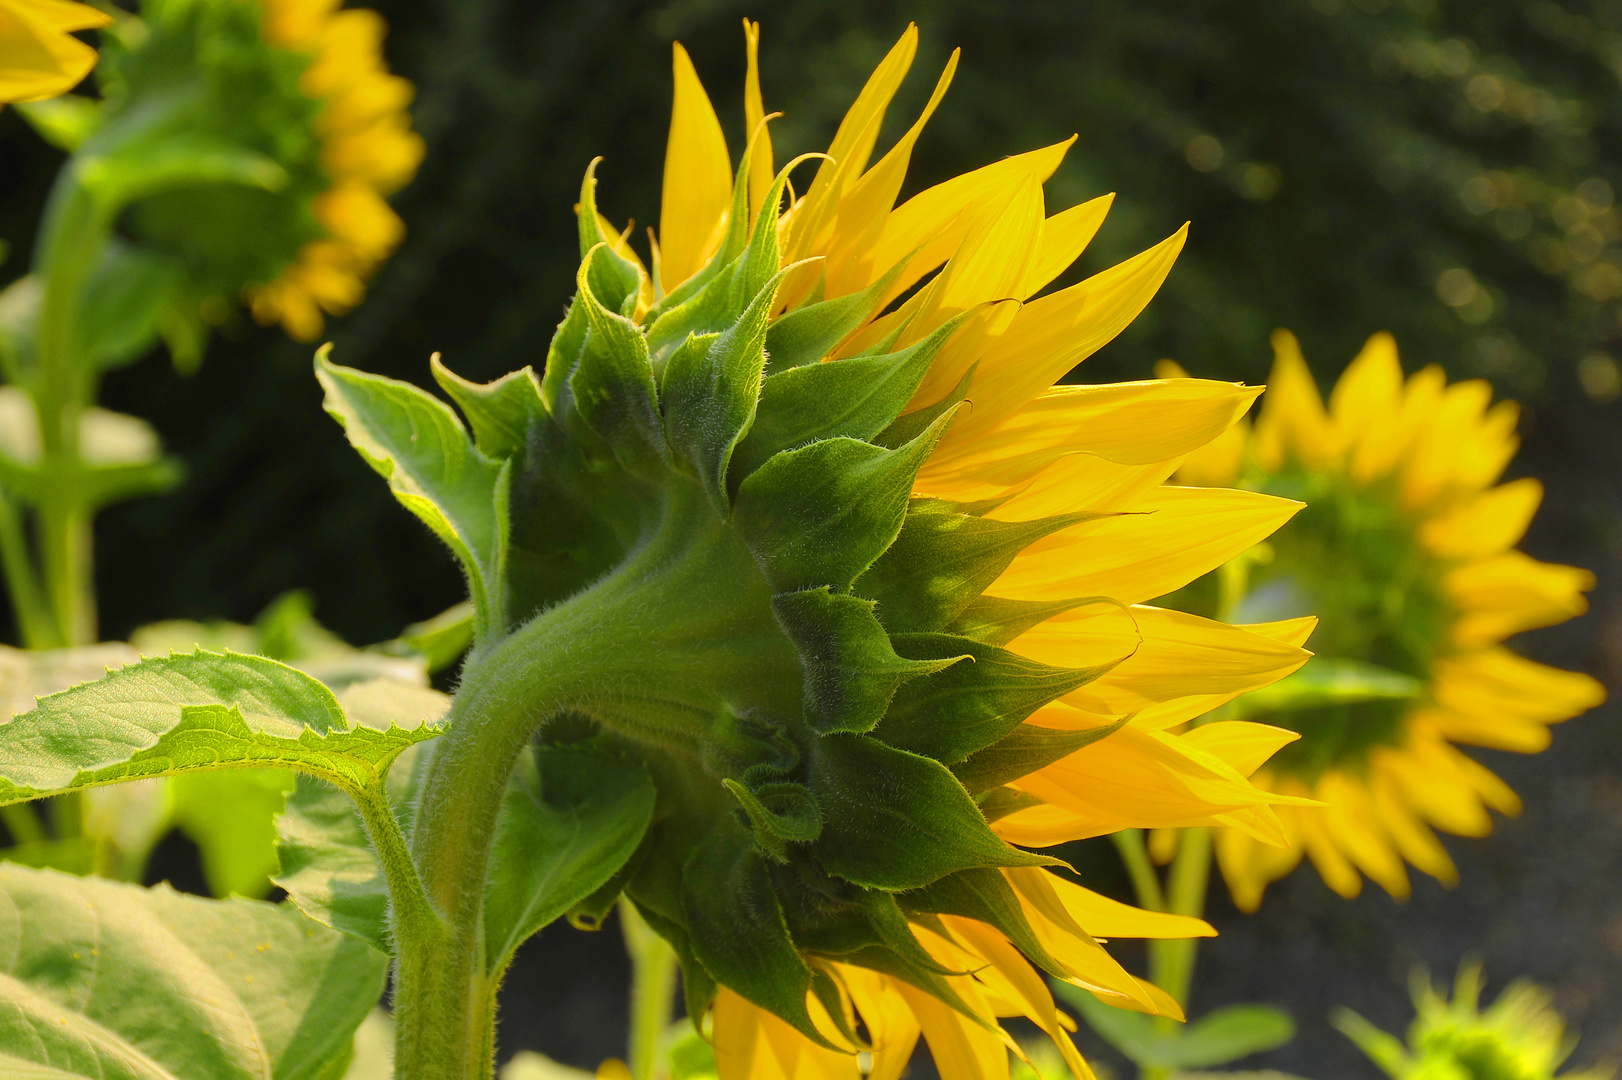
(0, 492, 53, 649)
(1142, 827, 1213, 1080)
(621, 898, 678, 1080)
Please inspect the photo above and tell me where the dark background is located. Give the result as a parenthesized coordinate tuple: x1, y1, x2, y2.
(2, 0, 1619, 1075)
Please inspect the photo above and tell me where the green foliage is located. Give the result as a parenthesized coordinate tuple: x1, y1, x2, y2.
(1334, 964, 1613, 1080)
(0, 862, 385, 1080)
(1061, 981, 1295, 1072)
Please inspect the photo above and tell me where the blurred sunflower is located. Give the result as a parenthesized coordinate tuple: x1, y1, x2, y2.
(93, 0, 422, 349)
(1162, 331, 1604, 911)
(0, 0, 109, 104)
(467, 21, 1336, 1078)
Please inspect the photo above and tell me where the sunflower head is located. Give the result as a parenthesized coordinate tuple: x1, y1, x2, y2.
(1334, 964, 1613, 1080)
(88, 0, 420, 355)
(1165, 331, 1604, 910)
(324, 21, 1319, 1074)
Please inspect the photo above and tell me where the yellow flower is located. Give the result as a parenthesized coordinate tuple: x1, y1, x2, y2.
(0, 0, 108, 104)
(246, 0, 422, 341)
(547, 22, 1325, 1078)
(1166, 331, 1604, 911)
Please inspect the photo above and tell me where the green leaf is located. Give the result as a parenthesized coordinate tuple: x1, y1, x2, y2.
(879, 634, 1114, 764)
(316, 351, 510, 640)
(735, 416, 955, 594)
(0, 651, 446, 806)
(78, 239, 184, 370)
(571, 251, 669, 475)
(730, 316, 963, 482)
(431, 356, 546, 461)
(679, 830, 827, 1046)
(1226, 657, 1423, 720)
(170, 768, 297, 898)
(660, 267, 787, 513)
(0, 863, 386, 1080)
(397, 601, 475, 674)
(855, 503, 1097, 634)
(79, 135, 288, 212)
(14, 95, 102, 152)
(952, 717, 1129, 794)
(770, 588, 958, 735)
(275, 772, 393, 954)
(760, 260, 906, 374)
(484, 745, 656, 974)
(1061, 986, 1295, 1070)
(806, 733, 1055, 890)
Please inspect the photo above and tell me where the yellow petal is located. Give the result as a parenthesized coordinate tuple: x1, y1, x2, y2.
(0, 0, 106, 103)
(742, 20, 776, 225)
(1434, 648, 1605, 727)
(992, 486, 1302, 605)
(1018, 194, 1115, 298)
(1316, 770, 1410, 900)
(713, 986, 859, 1080)
(1253, 329, 1339, 471)
(659, 43, 732, 291)
(1329, 332, 1406, 483)
(1446, 552, 1594, 645)
(1419, 477, 1543, 560)
(892, 982, 1010, 1080)
(1005, 866, 1214, 940)
(835, 966, 921, 1080)
(1179, 721, 1301, 778)
(1401, 378, 1518, 507)
(944, 228, 1189, 443)
(1366, 759, 1459, 886)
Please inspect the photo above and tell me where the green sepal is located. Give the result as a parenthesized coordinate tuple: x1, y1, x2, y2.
(770, 587, 959, 735)
(730, 314, 969, 482)
(898, 867, 1072, 980)
(0, 863, 385, 1080)
(856, 502, 1099, 634)
(878, 633, 1114, 763)
(679, 830, 833, 1048)
(839, 942, 989, 1029)
(873, 360, 976, 450)
(975, 786, 1044, 823)
(810, 964, 868, 1050)
(572, 249, 669, 476)
(484, 744, 657, 976)
(948, 595, 1114, 647)
(761, 259, 908, 375)
(953, 717, 1130, 794)
(806, 732, 1057, 890)
(316, 350, 510, 642)
(578, 159, 643, 315)
(539, 297, 589, 419)
(0, 651, 446, 805)
(631, 898, 719, 1030)
(431, 355, 546, 461)
(661, 266, 790, 514)
(772, 861, 957, 978)
(724, 778, 823, 861)
(79, 238, 185, 371)
(735, 412, 956, 594)
(565, 842, 646, 930)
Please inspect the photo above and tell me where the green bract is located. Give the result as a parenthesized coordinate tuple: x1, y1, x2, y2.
(314, 162, 1124, 1047)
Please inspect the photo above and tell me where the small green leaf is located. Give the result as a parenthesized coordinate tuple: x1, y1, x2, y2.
(397, 601, 475, 674)
(571, 251, 669, 475)
(760, 260, 906, 374)
(0, 651, 446, 806)
(770, 588, 957, 735)
(170, 768, 297, 898)
(952, 717, 1129, 794)
(661, 267, 787, 513)
(806, 732, 1056, 890)
(879, 633, 1114, 763)
(1227, 657, 1423, 720)
(679, 830, 828, 1046)
(1061, 985, 1295, 1070)
(735, 416, 955, 594)
(856, 504, 1098, 634)
(275, 772, 393, 953)
(484, 745, 656, 975)
(730, 316, 964, 482)
(431, 356, 546, 461)
(317, 352, 509, 641)
(0, 863, 386, 1080)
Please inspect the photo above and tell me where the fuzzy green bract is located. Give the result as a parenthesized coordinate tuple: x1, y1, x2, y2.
(312, 162, 1128, 1042)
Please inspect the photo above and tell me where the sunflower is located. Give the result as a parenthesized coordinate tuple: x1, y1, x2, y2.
(1162, 331, 1604, 912)
(94, 0, 422, 347)
(323, 21, 1322, 1079)
(0, 0, 108, 104)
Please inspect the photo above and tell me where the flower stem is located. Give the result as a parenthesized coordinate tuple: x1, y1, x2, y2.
(1142, 827, 1213, 1080)
(621, 897, 678, 1080)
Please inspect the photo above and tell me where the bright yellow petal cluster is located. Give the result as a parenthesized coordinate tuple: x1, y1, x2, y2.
(594, 23, 1331, 1077)
(248, 0, 424, 341)
(1173, 331, 1604, 911)
(0, 0, 107, 104)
